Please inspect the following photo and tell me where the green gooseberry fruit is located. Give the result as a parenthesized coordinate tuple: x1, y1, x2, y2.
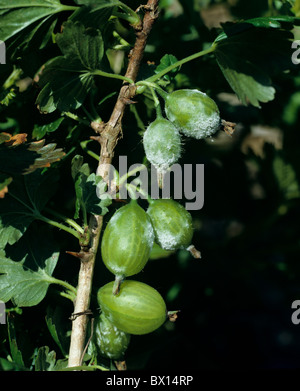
(147, 198, 193, 251)
(143, 117, 181, 175)
(93, 313, 131, 361)
(97, 280, 167, 335)
(165, 89, 221, 139)
(149, 242, 174, 260)
(101, 200, 154, 281)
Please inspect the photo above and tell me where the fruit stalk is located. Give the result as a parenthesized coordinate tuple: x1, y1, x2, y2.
(67, 0, 160, 368)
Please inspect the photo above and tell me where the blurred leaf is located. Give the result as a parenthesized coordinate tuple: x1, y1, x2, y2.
(214, 16, 299, 107)
(0, 227, 60, 307)
(0, 132, 27, 146)
(36, 21, 104, 113)
(7, 316, 26, 369)
(290, 0, 300, 16)
(0, 88, 17, 106)
(0, 169, 59, 248)
(32, 117, 64, 140)
(0, 135, 65, 175)
(35, 346, 57, 371)
(0, 173, 12, 198)
(273, 154, 300, 200)
(46, 306, 68, 356)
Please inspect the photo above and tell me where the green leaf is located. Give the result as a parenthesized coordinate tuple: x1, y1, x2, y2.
(0, 357, 27, 371)
(0, 169, 59, 248)
(46, 306, 68, 356)
(56, 21, 104, 69)
(214, 16, 299, 107)
(35, 346, 57, 371)
(0, 227, 60, 307)
(155, 54, 179, 81)
(36, 21, 104, 113)
(7, 316, 26, 369)
(0, 0, 73, 42)
(32, 117, 64, 140)
(71, 155, 112, 220)
(292, 0, 300, 16)
(70, 0, 118, 29)
(0, 173, 12, 193)
(273, 154, 300, 200)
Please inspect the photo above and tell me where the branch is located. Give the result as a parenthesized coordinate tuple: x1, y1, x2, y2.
(67, 0, 160, 368)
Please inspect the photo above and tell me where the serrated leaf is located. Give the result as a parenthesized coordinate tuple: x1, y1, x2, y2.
(0, 136, 65, 175)
(0, 88, 17, 106)
(70, 0, 118, 29)
(214, 16, 299, 107)
(0, 169, 59, 248)
(36, 21, 104, 113)
(80, 173, 112, 215)
(71, 155, 111, 220)
(0, 227, 60, 307)
(56, 21, 104, 69)
(35, 346, 57, 371)
(0, 132, 27, 146)
(71, 154, 85, 180)
(0, 0, 69, 43)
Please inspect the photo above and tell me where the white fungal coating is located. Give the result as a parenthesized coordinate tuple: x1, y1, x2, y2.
(143, 118, 181, 172)
(147, 199, 193, 251)
(165, 89, 221, 139)
(155, 217, 191, 250)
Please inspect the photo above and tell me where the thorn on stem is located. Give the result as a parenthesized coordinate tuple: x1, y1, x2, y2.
(66, 251, 90, 262)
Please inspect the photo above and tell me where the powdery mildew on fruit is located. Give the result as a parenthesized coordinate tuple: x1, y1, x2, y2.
(156, 218, 191, 250)
(143, 118, 181, 172)
(94, 314, 130, 360)
(147, 199, 193, 251)
(165, 89, 221, 139)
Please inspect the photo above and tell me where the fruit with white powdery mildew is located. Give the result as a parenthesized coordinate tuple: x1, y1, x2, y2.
(165, 89, 221, 139)
(143, 117, 181, 175)
(93, 313, 131, 360)
(147, 198, 201, 258)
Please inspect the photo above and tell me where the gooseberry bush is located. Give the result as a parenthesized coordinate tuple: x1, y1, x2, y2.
(0, 0, 299, 371)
